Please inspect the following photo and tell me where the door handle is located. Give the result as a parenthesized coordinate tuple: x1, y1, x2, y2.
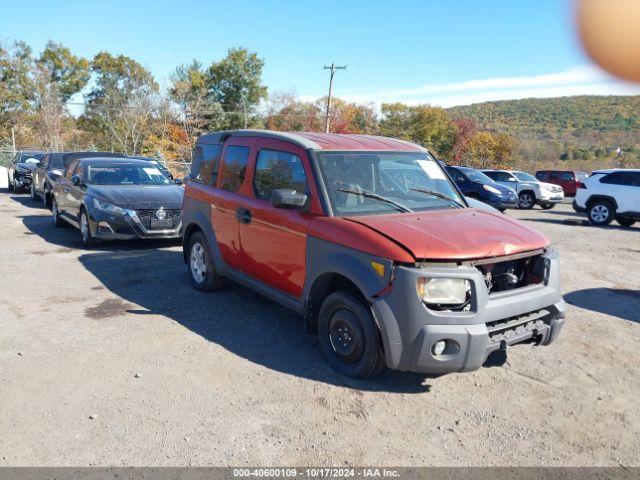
(236, 207, 252, 224)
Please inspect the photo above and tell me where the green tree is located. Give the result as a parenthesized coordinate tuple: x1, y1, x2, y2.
(0, 41, 35, 136)
(37, 41, 90, 102)
(83, 52, 159, 153)
(207, 47, 267, 129)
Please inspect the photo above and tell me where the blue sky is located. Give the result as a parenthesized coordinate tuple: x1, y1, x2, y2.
(2, 0, 639, 106)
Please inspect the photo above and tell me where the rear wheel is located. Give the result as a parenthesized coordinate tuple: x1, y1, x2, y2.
(588, 200, 614, 226)
(518, 191, 535, 209)
(30, 182, 39, 201)
(318, 291, 385, 379)
(617, 216, 636, 228)
(43, 185, 52, 209)
(187, 231, 225, 291)
(51, 198, 64, 227)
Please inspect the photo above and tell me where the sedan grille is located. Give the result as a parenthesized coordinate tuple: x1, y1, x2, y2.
(135, 209, 181, 229)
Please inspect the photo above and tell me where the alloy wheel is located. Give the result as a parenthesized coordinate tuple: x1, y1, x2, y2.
(81, 213, 89, 243)
(190, 242, 207, 283)
(518, 193, 534, 209)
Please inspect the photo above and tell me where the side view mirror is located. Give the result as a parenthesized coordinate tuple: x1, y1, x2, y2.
(71, 175, 81, 186)
(271, 189, 307, 209)
(174, 178, 183, 185)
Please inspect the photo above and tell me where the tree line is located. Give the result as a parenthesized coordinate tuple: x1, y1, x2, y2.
(2, 39, 637, 173)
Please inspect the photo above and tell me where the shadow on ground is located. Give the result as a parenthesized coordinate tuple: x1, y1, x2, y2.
(524, 217, 638, 231)
(78, 249, 439, 393)
(565, 288, 640, 323)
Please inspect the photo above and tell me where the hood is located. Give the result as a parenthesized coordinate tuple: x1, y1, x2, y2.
(16, 162, 37, 174)
(539, 181, 563, 192)
(89, 184, 184, 209)
(344, 208, 549, 261)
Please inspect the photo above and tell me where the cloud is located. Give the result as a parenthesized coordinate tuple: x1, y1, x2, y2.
(314, 65, 640, 107)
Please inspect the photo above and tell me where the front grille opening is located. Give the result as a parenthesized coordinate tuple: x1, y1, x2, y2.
(477, 253, 548, 294)
(486, 309, 551, 344)
(136, 209, 181, 229)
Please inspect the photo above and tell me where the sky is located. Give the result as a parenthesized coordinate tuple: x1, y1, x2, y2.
(2, 0, 639, 107)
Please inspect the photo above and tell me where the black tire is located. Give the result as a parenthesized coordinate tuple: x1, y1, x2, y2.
(518, 191, 535, 209)
(617, 216, 636, 228)
(43, 185, 52, 209)
(318, 291, 385, 379)
(540, 202, 555, 210)
(187, 231, 225, 291)
(588, 200, 614, 226)
(30, 182, 39, 201)
(51, 198, 65, 227)
(79, 209, 98, 247)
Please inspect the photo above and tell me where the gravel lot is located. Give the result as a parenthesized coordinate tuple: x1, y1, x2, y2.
(0, 191, 638, 467)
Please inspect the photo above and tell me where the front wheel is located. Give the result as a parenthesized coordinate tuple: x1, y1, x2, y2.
(43, 185, 52, 209)
(80, 210, 97, 246)
(617, 216, 636, 228)
(318, 292, 385, 379)
(518, 191, 535, 209)
(187, 231, 225, 291)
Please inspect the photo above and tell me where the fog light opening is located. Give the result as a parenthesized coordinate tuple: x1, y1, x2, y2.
(97, 222, 114, 234)
(432, 340, 447, 356)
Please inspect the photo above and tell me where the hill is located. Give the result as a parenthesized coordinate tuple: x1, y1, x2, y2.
(448, 95, 640, 169)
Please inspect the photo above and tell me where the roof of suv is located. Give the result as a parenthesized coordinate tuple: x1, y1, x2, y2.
(197, 129, 427, 152)
(592, 168, 640, 174)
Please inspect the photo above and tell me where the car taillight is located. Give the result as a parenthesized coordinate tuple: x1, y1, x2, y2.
(577, 181, 586, 189)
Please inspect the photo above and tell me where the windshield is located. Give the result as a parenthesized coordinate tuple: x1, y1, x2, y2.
(87, 164, 172, 186)
(316, 152, 465, 216)
(513, 171, 538, 182)
(20, 153, 43, 163)
(459, 167, 495, 184)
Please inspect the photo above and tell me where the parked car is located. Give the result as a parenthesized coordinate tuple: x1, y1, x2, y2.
(32, 151, 142, 208)
(535, 170, 589, 197)
(481, 169, 563, 209)
(7, 150, 44, 193)
(445, 165, 518, 211)
(51, 157, 184, 245)
(510, 170, 564, 209)
(182, 130, 564, 379)
(573, 169, 640, 227)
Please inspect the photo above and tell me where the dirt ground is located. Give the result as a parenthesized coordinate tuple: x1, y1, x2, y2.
(0, 191, 638, 467)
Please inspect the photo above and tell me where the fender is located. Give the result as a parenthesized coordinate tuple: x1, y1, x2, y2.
(182, 196, 226, 275)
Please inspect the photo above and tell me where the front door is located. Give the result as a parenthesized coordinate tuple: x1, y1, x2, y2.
(236, 138, 320, 298)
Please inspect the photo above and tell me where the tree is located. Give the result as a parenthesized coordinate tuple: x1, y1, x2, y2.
(207, 47, 267, 129)
(451, 117, 477, 162)
(33, 42, 90, 150)
(0, 41, 35, 138)
(169, 60, 223, 144)
(84, 51, 159, 153)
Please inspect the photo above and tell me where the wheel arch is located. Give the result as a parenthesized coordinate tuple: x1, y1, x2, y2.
(586, 195, 618, 210)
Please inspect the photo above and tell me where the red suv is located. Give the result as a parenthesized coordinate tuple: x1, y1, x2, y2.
(535, 170, 589, 196)
(182, 130, 565, 378)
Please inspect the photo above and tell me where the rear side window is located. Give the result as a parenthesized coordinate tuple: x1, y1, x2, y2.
(220, 146, 250, 193)
(254, 149, 308, 201)
(602, 172, 640, 186)
(549, 172, 561, 180)
(191, 144, 222, 186)
(561, 172, 574, 181)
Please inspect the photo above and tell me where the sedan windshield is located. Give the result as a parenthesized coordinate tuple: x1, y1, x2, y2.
(513, 171, 538, 182)
(316, 152, 465, 216)
(87, 164, 172, 185)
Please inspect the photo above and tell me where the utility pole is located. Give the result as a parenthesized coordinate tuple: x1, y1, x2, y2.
(323, 63, 347, 133)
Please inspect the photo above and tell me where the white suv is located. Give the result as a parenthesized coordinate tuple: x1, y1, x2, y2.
(573, 169, 640, 227)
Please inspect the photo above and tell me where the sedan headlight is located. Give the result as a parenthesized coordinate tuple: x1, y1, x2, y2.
(93, 198, 126, 215)
(482, 184, 502, 195)
(417, 277, 471, 305)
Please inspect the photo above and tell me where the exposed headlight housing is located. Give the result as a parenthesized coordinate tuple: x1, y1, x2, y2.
(483, 184, 501, 195)
(93, 198, 126, 215)
(417, 277, 471, 307)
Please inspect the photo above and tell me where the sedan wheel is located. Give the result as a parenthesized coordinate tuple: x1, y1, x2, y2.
(80, 211, 95, 246)
(51, 199, 64, 227)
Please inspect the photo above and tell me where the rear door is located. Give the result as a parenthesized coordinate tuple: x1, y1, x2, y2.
(237, 139, 320, 297)
(210, 141, 252, 271)
(66, 162, 86, 220)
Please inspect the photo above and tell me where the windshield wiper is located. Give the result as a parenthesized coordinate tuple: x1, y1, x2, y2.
(337, 187, 413, 213)
(409, 188, 465, 208)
